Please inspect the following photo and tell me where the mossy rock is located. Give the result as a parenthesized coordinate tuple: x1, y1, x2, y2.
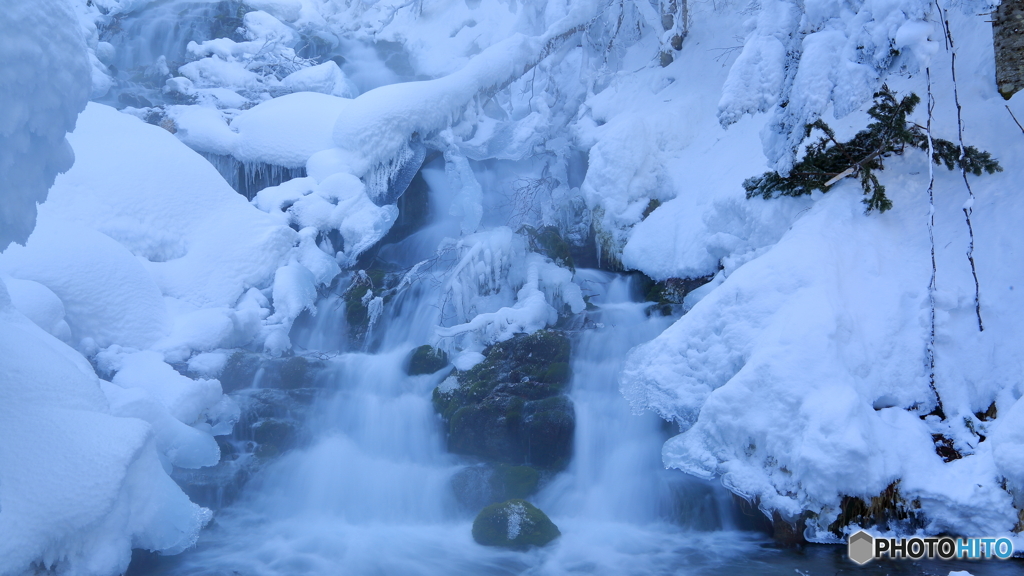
(277, 356, 322, 389)
(472, 499, 560, 549)
(220, 351, 261, 393)
(406, 345, 449, 375)
(456, 330, 572, 400)
(446, 393, 574, 469)
(448, 395, 527, 463)
(492, 464, 539, 499)
(432, 331, 575, 470)
(522, 396, 575, 469)
(522, 225, 575, 271)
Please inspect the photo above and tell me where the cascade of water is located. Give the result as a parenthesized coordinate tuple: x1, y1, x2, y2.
(102, 0, 244, 77)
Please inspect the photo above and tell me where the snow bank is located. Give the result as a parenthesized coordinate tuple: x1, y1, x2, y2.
(3, 277, 72, 342)
(38, 103, 297, 310)
(0, 0, 90, 250)
(0, 220, 170, 349)
(0, 280, 211, 576)
(622, 5, 1024, 538)
(623, 185, 942, 527)
(233, 92, 350, 168)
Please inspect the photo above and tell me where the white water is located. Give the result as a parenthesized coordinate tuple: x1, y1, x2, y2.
(92, 5, 1024, 574)
(156, 263, 765, 576)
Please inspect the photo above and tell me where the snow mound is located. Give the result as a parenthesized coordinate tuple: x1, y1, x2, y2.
(0, 0, 90, 250)
(0, 280, 210, 576)
(40, 102, 297, 310)
(233, 92, 350, 168)
(0, 220, 170, 350)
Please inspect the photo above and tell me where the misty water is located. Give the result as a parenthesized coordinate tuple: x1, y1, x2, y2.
(89, 3, 1022, 574)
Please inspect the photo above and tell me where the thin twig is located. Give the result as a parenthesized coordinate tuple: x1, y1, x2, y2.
(1006, 105, 1024, 135)
(935, 3, 984, 332)
(925, 67, 943, 417)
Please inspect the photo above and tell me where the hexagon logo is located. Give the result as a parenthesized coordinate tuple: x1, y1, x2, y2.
(848, 530, 874, 565)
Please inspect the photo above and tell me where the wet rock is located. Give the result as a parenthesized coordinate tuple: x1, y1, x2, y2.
(451, 464, 540, 512)
(636, 271, 717, 315)
(826, 481, 922, 538)
(278, 356, 320, 389)
(521, 225, 575, 271)
(219, 351, 261, 393)
(218, 351, 327, 392)
(342, 269, 394, 347)
(173, 352, 328, 510)
(771, 511, 806, 547)
(432, 331, 574, 470)
(406, 345, 449, 375)
(472, 499, 560, 549)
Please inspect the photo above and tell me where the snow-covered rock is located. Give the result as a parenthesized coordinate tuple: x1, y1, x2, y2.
(0, 0, 90, 250)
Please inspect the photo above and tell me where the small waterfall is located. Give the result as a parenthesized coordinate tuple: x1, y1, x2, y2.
(153, 261, 766, 576)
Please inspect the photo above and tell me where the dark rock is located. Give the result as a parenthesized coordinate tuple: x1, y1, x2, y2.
(219, 351, 261, 393)
(432, 331, 575, 470)
(994, 0, 1024, 100)
(522, 396, 574, 469)
(406, 345, 449, 375)
(472, 499, 560, 549)
(826, 481, 921, 538)
(278, 356, 319, 389)
(342, 269, 392, 347)
(452, 463, 539, 512)
(217, 351, 326, 393)
(771, 510, 806, 547)
(251, 419, 296, 446)
(522, 225, 575, 271)
(118, 92, 153, 109)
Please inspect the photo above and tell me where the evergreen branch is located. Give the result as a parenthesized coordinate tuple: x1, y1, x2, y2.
(744, 87, 1001, 213)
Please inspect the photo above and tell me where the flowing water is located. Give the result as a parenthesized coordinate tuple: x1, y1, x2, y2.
(97, 5, 1024, 573)
(141, 265, 1021, 575)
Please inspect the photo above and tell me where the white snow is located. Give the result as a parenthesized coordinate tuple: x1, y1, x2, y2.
(233, 93, 350, 168)
(620, 3, 1024, 541)
(0, 280, 211, 576)
(0, 0, 90, 250)
(5, 0, 1024, 569)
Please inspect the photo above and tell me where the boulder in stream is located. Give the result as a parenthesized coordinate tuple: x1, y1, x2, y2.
(472, 499, 560, 549)
(432, 330, 574, 470)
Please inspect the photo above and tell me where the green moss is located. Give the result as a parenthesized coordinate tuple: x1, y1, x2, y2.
(472, 499, 560, 549)
(344, 285, 370, 328)
(432, 387, 461, 422)
(406, 345, 449, 375)
(492, 465, 539, 499)
(522, 225, 575, 271)
(537, 362, 570, 385)
(432, 331, 575, 469)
